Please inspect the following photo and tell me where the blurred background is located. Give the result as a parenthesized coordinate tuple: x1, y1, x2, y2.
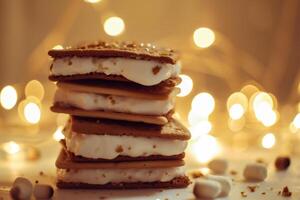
(0, 0, 300, 164)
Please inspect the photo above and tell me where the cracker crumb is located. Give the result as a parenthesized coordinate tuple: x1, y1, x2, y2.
(247, 185, 257, 192)
(108, 96, 116, 105)
(39, 171, 44, 176)
(281, 186, 292, 197)
(152, 66, 161, 75)
(189, 171, 204, 179)
(128, 146, 131, 150)
(115, 145, 123, 153)
(35, 180, 39, 184)
(261, 192, 266, 195)
(241, 191, 247, 197)
(256, 158, 265, 164)
(102, 174, 106, 178)
(230, 170, 238, 175)
(153, 145, 156, 149)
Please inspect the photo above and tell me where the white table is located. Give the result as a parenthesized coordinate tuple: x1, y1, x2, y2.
(0, 139, 299, 200)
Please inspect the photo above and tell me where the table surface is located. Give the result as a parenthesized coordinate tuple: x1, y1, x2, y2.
(0, 139, 300, 200)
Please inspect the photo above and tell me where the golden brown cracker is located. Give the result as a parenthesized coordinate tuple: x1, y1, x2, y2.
(70, 116, 191, 140)
(51, 104, 172, 125)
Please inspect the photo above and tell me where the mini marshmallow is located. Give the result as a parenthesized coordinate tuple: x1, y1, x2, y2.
(193, 179, 222, 199)
(10, 177, 33, 200)
(33, 184, 54, 199)
(208, 158, 228, 174)
(206, 175, 232, 197)
(243, 163, 267, 181)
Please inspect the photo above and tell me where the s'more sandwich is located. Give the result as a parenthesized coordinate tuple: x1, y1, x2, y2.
(48, 41, 191, 189)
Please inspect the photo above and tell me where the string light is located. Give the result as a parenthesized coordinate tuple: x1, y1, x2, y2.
(24, 102, 41, 124)
(177, 74, 193, 97)
(191, 92, 215, 117)
(191, 135, 220, 163)
(0, 85, 18, 110)
(104, 17, 125, 36)
(193, 27, 215, 48)
(25, 80, 45, 100)
(53, 126, 65, 141)
(262, 133, 276, 149)
(3, 141, 20, 155)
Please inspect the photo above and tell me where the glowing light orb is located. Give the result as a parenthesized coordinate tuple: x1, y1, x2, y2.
(262, 133, 276, 149)
(293, 113, 300, 129)
(191, 92, 215, 117)
(177, 74, 193, 97)
(191, 135, 220, 163)
(193, 27, 215, 48)
(229, 104, 245, 120)
(24, 102, 41, 124)
(25, 80, 45, 100)
(104, 17, 125, 36)
(84, 0, 102, 3)
(0, 85, 18, 110)
(3, 141, 20, 155)
(189, 120, 212, 139)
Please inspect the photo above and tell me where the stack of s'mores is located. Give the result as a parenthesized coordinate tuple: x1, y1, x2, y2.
(48, 41, 191, 189)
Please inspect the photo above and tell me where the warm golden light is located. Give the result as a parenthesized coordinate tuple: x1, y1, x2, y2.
(104, 17, 125, 36)
(262, 133, 276, 149)
(84, 0, 102, 3)
(260, 110, 278, 127)
(52, 45, 63, 50)
(24, 102, 41, 124)
(25, 80, 45, 100)
(177, 74, 193, 97)
(3, 141, 21, 155)
(292, 113, 300, 129)
(189, 120, 212, 139)
(191, 92, 215, 117)
(56, 113, 69, 127)
(0, 85, 18, 110)
(191, 135, 220, 164)
(252, 92, 274, 111)
(53, 126, 65, 141)
(229, 104, 245, 120)
(241, 84, 259, 98)
(193, 27, 215, 48)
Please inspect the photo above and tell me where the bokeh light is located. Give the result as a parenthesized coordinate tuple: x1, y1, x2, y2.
(262, 133, 276, 149)
(25, 80, 45, 100)
(3, 141, 20, 155)
(292, 113, 300, 129)
(177, 74, 193, 97)
(193, 27, 215, 48)
(191, 135, 221, 163)
(104, 17, 125, 36)
(53, 126, 65, 141)
(229, 104, 245, 120)
(191, 92, 215, 117)
(0, 85, 18, 110)
(240, 84, 259, 98)
(189, 120, 212, 139)
(24, 102, 41, 124)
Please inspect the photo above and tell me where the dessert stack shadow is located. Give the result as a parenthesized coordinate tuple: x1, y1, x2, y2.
(48, 41, 191, 189)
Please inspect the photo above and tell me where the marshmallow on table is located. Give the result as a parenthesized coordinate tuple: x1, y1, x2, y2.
(206, 175, 232, 197)
(193, 179, 222, 199)
(243, 163, 267, 181)
(208, 158, 228, 174)
(33, 184, 54, 199)
(10, 177, 33, 200)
